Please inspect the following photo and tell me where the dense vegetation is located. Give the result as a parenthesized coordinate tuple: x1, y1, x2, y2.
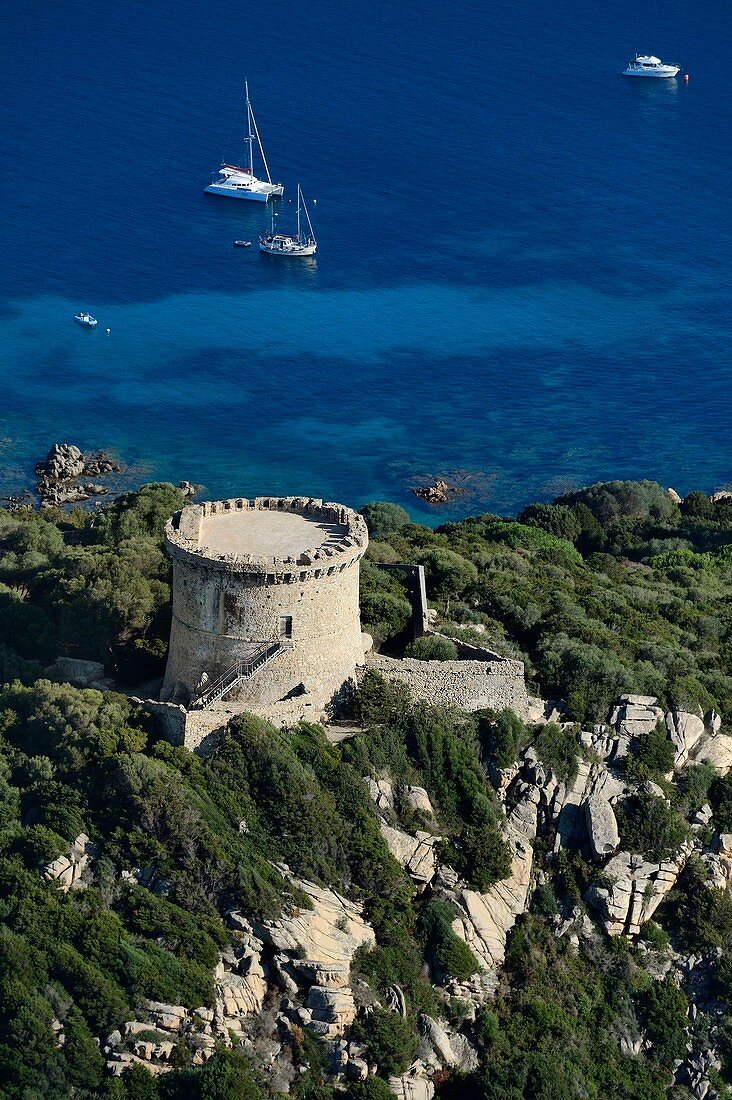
(361, 480, 732, 723)
(0, 485, 515, 1096)
(2, 477, 732, 1097)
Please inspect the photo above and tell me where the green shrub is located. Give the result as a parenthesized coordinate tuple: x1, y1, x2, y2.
(359, 561, 412, 644)
(353, 1007, 418, 1076)
(639, 921, 669, 951)
(418, 900, 479, 982)
(634, 977, 688, 1067)
(680, 490, 714, 519)
(416, 549, 478, 608)
(531, 884, 559, 919)
(616, 794, 688, 861)
(710, 774, 732, 832)
(517, 503, 582, 543)
(673, 763, 716, 815)
(663, 857, 732, 955)
(347, 1078, 394, 1100)
(625, 722, 676, 782)
(477, 708, 525, 768)
(404, 636, 458, 661)
(532, 722, 579, 783)
(360, 502, 411, 538)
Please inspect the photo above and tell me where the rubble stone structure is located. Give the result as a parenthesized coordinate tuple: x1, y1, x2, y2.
(161, 496, 368, 721)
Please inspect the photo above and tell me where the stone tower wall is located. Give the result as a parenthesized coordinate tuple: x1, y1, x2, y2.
(162, 496, 368, 717)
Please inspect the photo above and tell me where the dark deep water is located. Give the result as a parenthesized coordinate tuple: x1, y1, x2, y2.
(0, 0, 729, 519)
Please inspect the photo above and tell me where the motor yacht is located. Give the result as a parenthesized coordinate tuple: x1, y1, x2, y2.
(623, 55, 680, 78)
(74, 312, 98, 328)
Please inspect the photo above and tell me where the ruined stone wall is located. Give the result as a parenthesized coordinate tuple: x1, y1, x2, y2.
(162, 497, 368, 718)
(364, 653, 529, 719)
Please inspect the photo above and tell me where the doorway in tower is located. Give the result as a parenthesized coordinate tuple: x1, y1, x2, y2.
(279, 615, 293, 640)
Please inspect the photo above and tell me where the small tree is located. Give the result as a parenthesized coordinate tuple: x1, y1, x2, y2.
(477, 708, 525, 768)
(532, 722, 579, 784)
(616, 794, 688, 861)
(347, 1079, 394, 1100)
(416, 549, 478, 611)
(359, 502, 410, 538)
(353, 1007, 418, 1077)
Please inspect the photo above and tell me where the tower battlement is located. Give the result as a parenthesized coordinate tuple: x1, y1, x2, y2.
(164, 496, 368, 580)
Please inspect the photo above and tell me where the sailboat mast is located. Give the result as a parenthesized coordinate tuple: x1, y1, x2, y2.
(245, 81, 254, 175)
(300, 187, 316, 242)
(248, 104, 273, 184)
(296, 185, 302, 240)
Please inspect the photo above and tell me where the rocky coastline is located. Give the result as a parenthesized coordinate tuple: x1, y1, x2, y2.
(0, 442, 198, 510)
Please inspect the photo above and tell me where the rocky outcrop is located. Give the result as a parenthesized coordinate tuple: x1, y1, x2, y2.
(610, 695, 665, 739)
(216, 951, 267, 1037)
(365, 777, 395, 813)
(451, 786, 537, 979)
(586, 846, 691, 936)
(36, 443, 85, 481)
(666, 710, 706, 769)
(675, 1045, 722, 1100)
(305, 980, 356, 1037)
(418, 1015, 479, 1073)
(34, 443, 122, 507)
(389, 1074, 435, 1100)
(253, 874, 375, 967)
(701, 833, 732, 890)
(406, 786, 435, 818)
(247, 872, 374, 1039)
(412, 479, 462, 505)
(584, 791, 620, 861)
(364, 778, 440, 890)
(43, 833, 98, 891)
(107, 1002, 217, 1076)
(692, 731, 732, 774)
(547, 757, 625, 855)
(380, 823, 439, 890)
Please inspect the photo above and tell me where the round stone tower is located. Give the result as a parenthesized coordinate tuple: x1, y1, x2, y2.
(161, 496, 368, 719)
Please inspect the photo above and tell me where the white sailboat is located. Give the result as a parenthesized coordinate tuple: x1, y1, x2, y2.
(205, 82, 284, 202)
(259, 184, 317, 256)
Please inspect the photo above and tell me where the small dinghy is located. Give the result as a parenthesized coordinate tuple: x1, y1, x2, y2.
(74, 312, 98, 328)
(233, 240, 252, 247)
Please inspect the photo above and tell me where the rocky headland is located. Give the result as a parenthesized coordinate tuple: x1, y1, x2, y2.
(2, 476, 732, 1099)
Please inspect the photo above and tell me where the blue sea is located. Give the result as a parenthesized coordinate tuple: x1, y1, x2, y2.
(0, 0, 730, 520)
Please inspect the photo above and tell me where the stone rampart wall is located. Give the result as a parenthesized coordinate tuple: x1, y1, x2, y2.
(430, 632, 507, 663)
(364, 654, 529, 719)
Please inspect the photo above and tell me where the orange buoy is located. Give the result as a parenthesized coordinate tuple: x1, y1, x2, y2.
(684, 73, 690, 83)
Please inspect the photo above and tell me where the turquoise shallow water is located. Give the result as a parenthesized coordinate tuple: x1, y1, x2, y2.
(1, 0, 730, 518)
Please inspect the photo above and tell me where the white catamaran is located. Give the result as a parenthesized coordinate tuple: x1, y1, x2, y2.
(205, 82, 284, 202)
(259, 184, 317, 256)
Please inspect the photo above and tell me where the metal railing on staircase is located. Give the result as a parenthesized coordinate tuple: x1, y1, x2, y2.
(192, 641, 291, 709)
